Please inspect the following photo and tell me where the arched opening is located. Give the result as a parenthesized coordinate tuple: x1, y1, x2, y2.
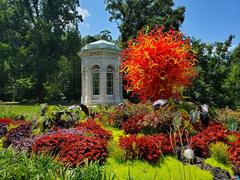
(107, 65, 114, 95)
(92, 65, 100, 95)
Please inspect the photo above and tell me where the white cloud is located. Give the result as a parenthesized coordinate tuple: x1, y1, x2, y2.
(85, 23, 90, 29)
(77, 7, 90, 20)
(79, 22, 90, 30)
(229, 44, 238, 52)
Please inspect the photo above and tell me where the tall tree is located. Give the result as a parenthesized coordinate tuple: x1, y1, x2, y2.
(0, 0, 31, 100)
(185, 36, 240, 109)
(222, 45, 240, 108)
(105, 0, 185, 44)
(25, 0, 82, 101)
(0, 0, 82, 101)
(100, 30, 113, 41)
(81, 30, 114, 47)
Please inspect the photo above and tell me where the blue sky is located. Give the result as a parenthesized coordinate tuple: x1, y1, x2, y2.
(79, 0, 240, 47)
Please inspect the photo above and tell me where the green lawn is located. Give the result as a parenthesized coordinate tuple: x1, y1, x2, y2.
(105, 157, 213, 180)
(0, 104, 40, 120)
(0, 148, 213, 180)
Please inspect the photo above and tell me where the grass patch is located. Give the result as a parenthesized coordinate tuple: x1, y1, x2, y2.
(104, 126, 125, 141)
(205, 157, 234, 175)
(105, 156, 213, 180)
(0, 105, 39, 120)
(0, 148, 115, 180)
(0, 148, 63, 179)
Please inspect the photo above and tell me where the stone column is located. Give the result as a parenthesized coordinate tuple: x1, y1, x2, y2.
(114, 64, 122, 104)
(81, 70, 85, 104)
(85, 67, 91, 105)
(119, 73, 123, 102)
(100, 67, 107, 103)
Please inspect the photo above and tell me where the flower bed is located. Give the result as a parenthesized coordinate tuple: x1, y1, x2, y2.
(75, 119, 112, 140)
(119, 133, 173, 162)
(3, 122, 32, 148)
(0, 118, 27, 126)
(190, 123, 228, 157)
(32, 132, 108, 166)
(121, 114, 145, 134)
(30, 119, 111, 166)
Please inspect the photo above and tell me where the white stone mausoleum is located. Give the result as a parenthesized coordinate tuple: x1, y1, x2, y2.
(78, 40, 123, 106)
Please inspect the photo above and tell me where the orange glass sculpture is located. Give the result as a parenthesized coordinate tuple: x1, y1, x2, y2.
(121, 27, 197, 101)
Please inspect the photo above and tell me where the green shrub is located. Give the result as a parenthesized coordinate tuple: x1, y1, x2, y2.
(226, 134, 238, 143)
(39, 104, 84, 130)
(216, 108, 240, 130)
(108, 140, 126, 163)
(209, 142, 230, 164)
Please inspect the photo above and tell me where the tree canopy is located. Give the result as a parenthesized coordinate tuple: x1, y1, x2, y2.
(105, 0, 185, 44)
(185, 36, 240, 109)
(0, 0, 239, 109)
(0, 0, 82, 102)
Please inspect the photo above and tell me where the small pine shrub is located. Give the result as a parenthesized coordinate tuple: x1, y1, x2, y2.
(209, 142, 230, 164)
(226, 134, 238, 143)
(108, 140, 126, 163)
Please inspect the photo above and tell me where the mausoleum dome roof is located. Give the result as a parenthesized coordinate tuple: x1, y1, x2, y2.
(82, 40, 120, 51)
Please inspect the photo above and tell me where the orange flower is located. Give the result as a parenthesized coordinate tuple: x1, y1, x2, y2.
(121, 27, 197, 101)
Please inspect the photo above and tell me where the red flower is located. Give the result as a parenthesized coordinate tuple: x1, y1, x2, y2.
(75, 119, 112, 140)
(31, 119, 112, 166)
(32, 132, 108, 166)
(122, 114, 145, 134)
(76, 119, 112, 140)
(119, 133, 174, 163)
(227, 132, 240, 166)
(0, 118, 27, 125)
(190, 123, 228, 157)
